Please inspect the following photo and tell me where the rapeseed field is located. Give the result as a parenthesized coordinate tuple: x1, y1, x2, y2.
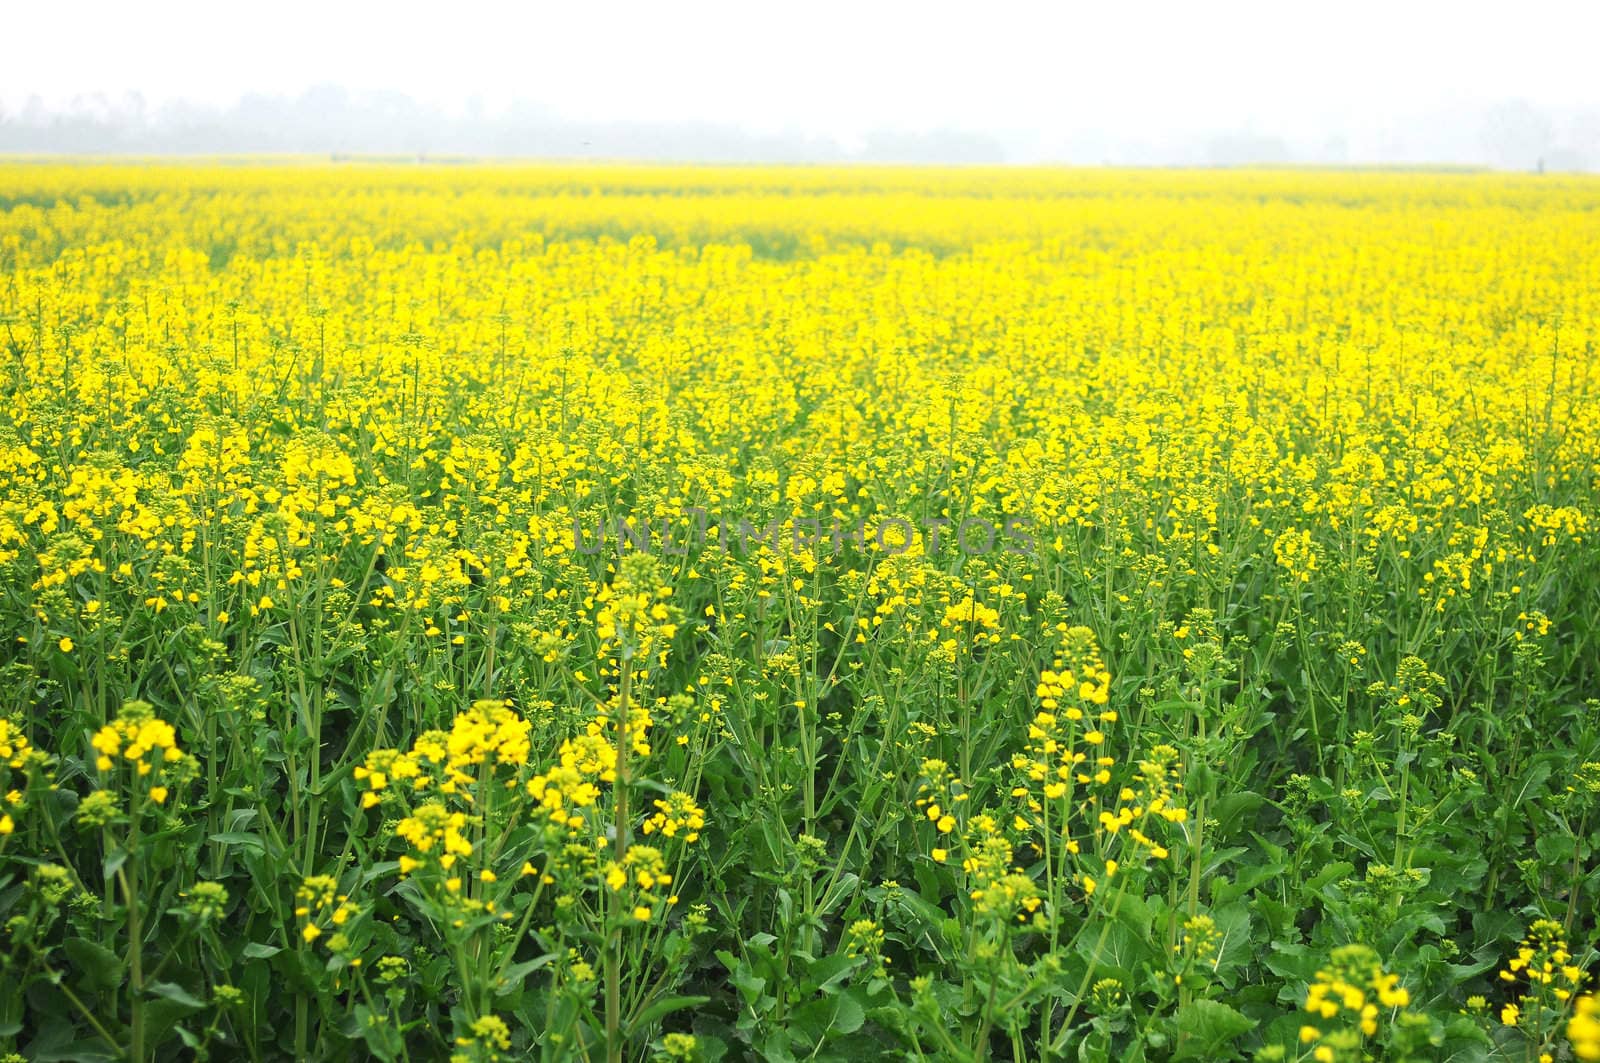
(1, 162, 1598, 1061)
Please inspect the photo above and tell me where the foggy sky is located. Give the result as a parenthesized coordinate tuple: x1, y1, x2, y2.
(4, 0, 1598, 167)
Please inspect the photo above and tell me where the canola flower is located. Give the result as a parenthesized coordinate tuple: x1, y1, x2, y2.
(1571, 995, 1600, 1061)
(0, 719, 46, 839)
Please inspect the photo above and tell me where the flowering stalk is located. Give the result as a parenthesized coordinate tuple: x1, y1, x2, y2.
(606, 646, 635, 1063)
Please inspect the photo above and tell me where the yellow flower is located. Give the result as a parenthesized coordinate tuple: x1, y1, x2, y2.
(1570, 994, 1600, 1060)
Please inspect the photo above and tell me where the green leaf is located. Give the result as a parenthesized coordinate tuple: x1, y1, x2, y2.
(1172, 999, 1255, 1060)
(631, 994, 711, 1032)
(147, 980, 207, 1010)
(1536, 833, 1576, 865)
(29, 1037, 119, 1063)
(62, 937, 124, 991)
(829, 989, 866, 1035)
(495, 953, 556, 995)
(803, 951, 858, 990)
(1305, 861, 1354, 894)
(208, 831, 266, 855)
(1263, 942, 1319, 986)
(758, 1028, 798, 1063)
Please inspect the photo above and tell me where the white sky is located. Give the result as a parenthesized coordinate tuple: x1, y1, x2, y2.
(4, 0, 1598, 138)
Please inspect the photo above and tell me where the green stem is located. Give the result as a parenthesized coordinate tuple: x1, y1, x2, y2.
(117, 851, 144, 1062)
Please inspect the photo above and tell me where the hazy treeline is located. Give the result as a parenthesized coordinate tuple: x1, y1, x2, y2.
(1, 87, 1595, 168)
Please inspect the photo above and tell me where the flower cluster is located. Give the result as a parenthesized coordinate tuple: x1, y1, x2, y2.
(395, 801, 475, 875)
(0, 718, 47, 838)
(88, 700, 193, 806)
(1499, 919, 1585, 1000)
(915, 758, 965, 854)
(451, 1013, 513, 1063)
(1298, 944, 1412, 1061)
(1367, 656, 1445, 721)
(1570, 994, 1600, 1061)
(603, 845, 675, 923)
(1174, 913, 1221, 981)
(1496, 918, 1587, 1051)
(356, 699, 531, 807)
(593, 554, 681, 668)
(525, 734, 614, 831)
(642, 790, 705, 842)
(295, 874, 360, 949)
(940, 596, 1002, 648)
